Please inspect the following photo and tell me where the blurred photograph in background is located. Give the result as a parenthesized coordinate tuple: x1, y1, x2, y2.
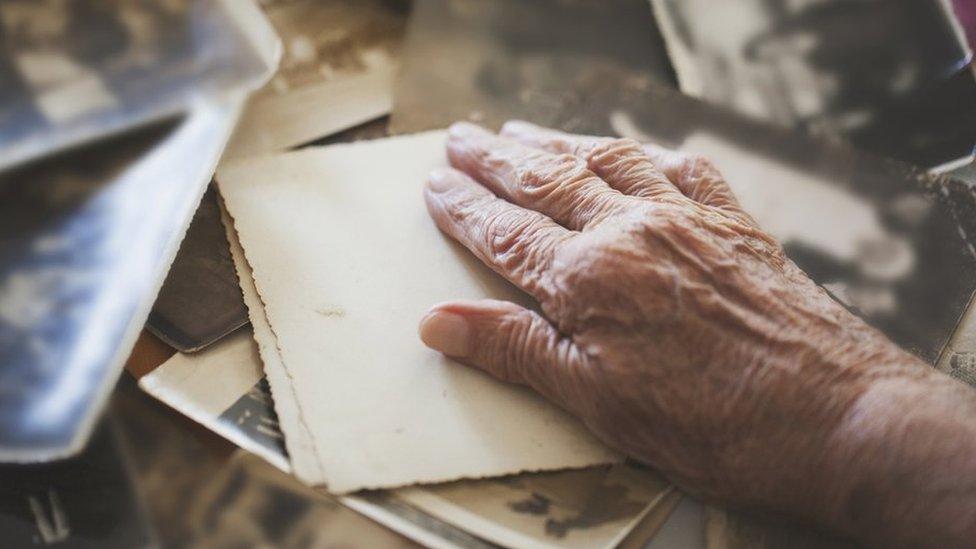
(651, 0, 976, 167)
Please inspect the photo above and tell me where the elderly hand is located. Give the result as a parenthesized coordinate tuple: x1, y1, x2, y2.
(419, 121, 976, 548)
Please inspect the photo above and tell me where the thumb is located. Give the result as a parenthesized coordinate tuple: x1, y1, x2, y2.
(419, 299, 585, 414)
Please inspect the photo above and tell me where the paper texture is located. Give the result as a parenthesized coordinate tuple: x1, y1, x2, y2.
(217, 130, 619, 492)
(389, 0, 674, 135)
(221, 198, 324, 483)
(224, 66, 394, 159)
(141, 330, 261, 419)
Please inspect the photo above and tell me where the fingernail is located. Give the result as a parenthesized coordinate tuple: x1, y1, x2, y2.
(427, 168, 457, 192)
(419, 310, 470, 357)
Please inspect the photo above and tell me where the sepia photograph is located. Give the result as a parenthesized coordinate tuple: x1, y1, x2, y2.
(224, 0, 408, 157)
(396, 465, 672, 549)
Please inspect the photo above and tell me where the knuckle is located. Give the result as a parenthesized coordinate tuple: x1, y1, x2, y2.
(499, 120, 519, 134)
(447, 192, 489, 225)
(518, 154, 590, 194)
(548, 241, 649, 331)
(506, 312, 534, 362)
(483, 209, 523, 251)
(592, 138, 644, 167)
(590, 138, 665, 192)
(680, 154, 720, 184)
(644, 144, 682, 169)
(551, 237, 622, 296)
(676, 154, 740, 207)
(484, 212, 555, 273)
(640, 206, 698, 239)
(589, 137, 644, 164)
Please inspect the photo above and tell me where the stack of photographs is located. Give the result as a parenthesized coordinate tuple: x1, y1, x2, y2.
(140, 325, 682, 548)
(137, 2, 976, 548)
(149, 0, 410, 354)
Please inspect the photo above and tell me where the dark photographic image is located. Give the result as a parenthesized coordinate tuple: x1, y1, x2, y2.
(0, 0, 270, 169)
(651, 0, 976, 167)
(0, 420, 155, 548)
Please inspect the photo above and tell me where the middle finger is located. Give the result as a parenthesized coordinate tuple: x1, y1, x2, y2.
(446, 122, 632, 231)
(500, 120, 682, 201)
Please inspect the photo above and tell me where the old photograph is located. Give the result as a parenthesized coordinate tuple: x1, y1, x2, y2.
(390, 0, 675, 134)
(651, 0, 976, 167)
(0, 0, 270, 167)
(224, 0, 408, 157)
(396, 465, 672, 549)
(139, 328, 290, 472)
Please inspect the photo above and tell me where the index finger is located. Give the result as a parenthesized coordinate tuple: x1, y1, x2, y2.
(424, 167, 570, 302)
(447, 122, 630, 231)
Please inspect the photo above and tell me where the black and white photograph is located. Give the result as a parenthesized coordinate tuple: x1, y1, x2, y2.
(0, 0, 272, 169)
(0, 419, 155, 548)
(651, 0, 976, 167)
(224, 0, 408, 157)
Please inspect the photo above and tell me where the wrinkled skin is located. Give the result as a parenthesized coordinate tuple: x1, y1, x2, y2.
(419, 121, 976, 548)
